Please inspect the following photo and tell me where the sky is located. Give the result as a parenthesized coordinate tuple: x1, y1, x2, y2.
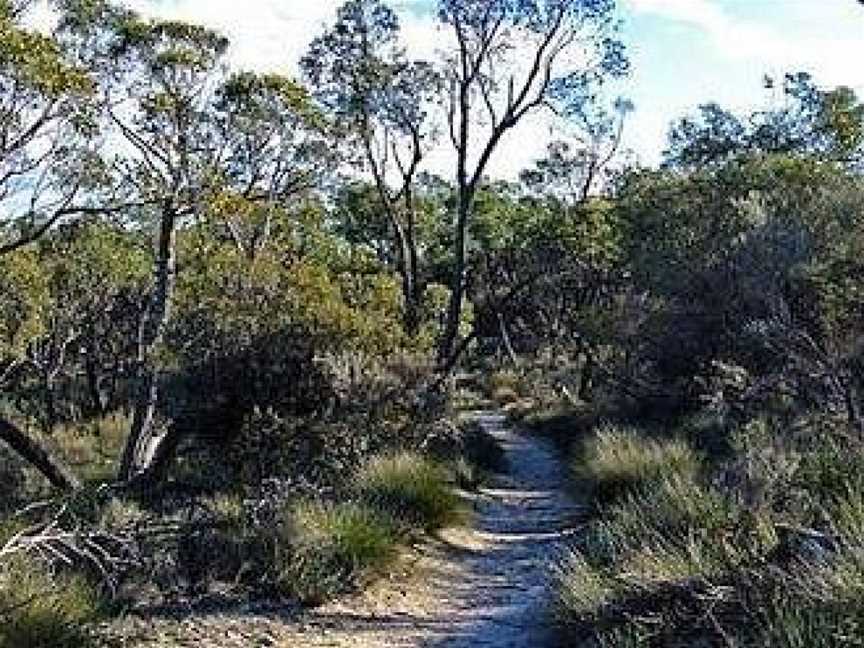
(112, 0, 864, 175)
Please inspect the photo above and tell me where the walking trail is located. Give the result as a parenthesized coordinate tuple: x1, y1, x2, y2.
(101, 412, 583, 647)
(280, 411, 584, 648)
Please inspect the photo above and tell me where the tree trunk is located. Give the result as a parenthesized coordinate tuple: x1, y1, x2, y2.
(438, 191, 470, 365)
(498, 312, 519, 367)
(119, 208, 178, 483)
(0, 417, 80, 491)
(398, 233, 421, 337)
(405, 242, 422, 338)
(84, 347, 105, 416)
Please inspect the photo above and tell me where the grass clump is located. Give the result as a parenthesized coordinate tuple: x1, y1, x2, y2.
(486, 369, 523, 405)
(355, 452, 466, 531)
(0, 559, 100, 648)
(584, 473, 747, 568)
(553, 550, 614, 621)
(575, 424, 702, 503)
(553, 412, 864, 646)
(278, 500, 397, 604)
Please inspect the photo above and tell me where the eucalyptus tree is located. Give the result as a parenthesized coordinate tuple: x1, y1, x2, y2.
(0, 0, 109, 491)
(664, 73, 864, 170)
(75, 10, 232, 484)
(207, 71, 332, 259)
(302, 0, 441, 335)
(435, 0, 629, 364)
(521, 97, 633, 205)
(52, 0, 333, 487)
(0, 0, 106, 257)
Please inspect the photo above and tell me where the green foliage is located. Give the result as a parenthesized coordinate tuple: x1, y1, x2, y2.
(0, 559, 100, 648)
(0, 250, 50, 361)
(665, 73, 864, 168)
(574, 425, 702, 502)
(0, 9, 93, 96)
(277, 500, 397, 604)
(175, 222, 409, 361)
(355, 452, 465, 531)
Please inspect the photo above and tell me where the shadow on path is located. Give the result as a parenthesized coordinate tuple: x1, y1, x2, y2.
(282, 411, 586, 648)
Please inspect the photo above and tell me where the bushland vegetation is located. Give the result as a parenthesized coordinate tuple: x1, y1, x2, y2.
(1, 0, 863, 646)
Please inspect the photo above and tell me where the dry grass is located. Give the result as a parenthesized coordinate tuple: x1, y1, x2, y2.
(354, 452, 467, 532)
(278, 500, 398, 604)
(575, 424, 702, 502)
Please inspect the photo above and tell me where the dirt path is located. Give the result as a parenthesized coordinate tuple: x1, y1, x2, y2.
(280, 411, 584, 648)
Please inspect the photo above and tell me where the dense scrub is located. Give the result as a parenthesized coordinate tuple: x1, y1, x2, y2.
(1, 0, 863, 643)
(551, 411, 864, 646)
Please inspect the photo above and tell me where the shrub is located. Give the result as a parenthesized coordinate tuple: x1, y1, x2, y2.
(486, 370, 523, 404)
(0, 559, 100, 648)
(574, 425, 702, 503)
(354, 452, 465, 531)
(277, 500, 396, 604)
(491, 386, 520, 405)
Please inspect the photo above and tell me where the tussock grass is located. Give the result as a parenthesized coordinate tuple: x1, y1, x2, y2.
(355, 452, 466, 531)
(0, 559, 100, 648)
(278, 500, 397, 604)
(575, 424, 701, 502)
(553, 551, 613, 620)
(829, 483, 864, 546)
(583, 473, 745, 568)
(554, 413, 864, 646)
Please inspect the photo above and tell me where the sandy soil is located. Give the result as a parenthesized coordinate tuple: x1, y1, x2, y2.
(277, 412, 585, 648)
(99, 412, 584, 648)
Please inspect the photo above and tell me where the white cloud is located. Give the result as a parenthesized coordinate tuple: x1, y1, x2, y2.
(124, 0, 341, 75)
(625, 0, 864, 89)
(125, 0, 564, 180)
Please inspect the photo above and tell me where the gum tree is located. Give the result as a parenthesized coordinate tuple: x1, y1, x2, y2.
(435, 0, 628, 365)
(0, 0, 107, 491)
(302, 0, 441, 335)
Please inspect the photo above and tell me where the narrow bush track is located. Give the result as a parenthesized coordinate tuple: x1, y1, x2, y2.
(281, 411, 584, 648)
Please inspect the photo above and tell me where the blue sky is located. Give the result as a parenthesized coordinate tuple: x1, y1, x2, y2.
(126, 0, 864, 174)
(619, 0, 864, 164)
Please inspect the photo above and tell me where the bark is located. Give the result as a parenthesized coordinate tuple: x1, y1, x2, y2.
(119, 207, 178, 482)
(438, 190, 470, 363)
(84, 349, 106, 416)
(498, 312, 519, 366)
(403, 200, 422, 337)
(0, 417, 80, 491)
(394, 220, 421, 337)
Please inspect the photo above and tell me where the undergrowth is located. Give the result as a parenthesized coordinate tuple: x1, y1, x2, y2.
(553, 414, 864, 646)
